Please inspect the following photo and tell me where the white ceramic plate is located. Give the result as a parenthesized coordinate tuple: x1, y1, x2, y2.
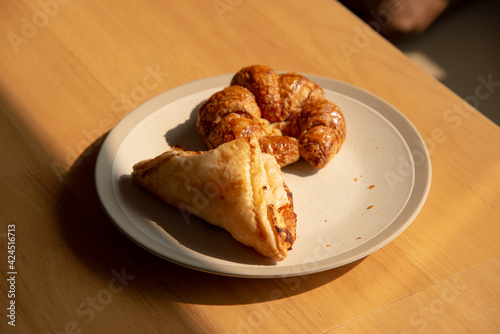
(95, 74, 431, 278)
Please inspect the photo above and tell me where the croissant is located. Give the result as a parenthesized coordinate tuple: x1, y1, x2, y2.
(197, 65, 346, 169)
(197, 85, 300, 167)
(230, 64, 283, 122)
(131, 137, 297, 261)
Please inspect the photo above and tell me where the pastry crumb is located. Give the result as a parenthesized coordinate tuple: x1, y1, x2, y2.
(326, 244, 332, 247)
(367, 205, 374, 209)
(368, 185, 375, 189)
(356, 237, 362, 240)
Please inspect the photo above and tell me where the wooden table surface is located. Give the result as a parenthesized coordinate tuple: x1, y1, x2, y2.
(1, 0, 499, 333)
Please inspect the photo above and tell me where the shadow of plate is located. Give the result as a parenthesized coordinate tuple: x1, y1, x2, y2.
(56, 128, 363, 307)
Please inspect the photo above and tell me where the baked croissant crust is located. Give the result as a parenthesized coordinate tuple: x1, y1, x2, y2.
(131, 137, 297, 261)
(197, 85, 300, 167)
(230, 64, 283, 122)
(197, 65, 346, 169)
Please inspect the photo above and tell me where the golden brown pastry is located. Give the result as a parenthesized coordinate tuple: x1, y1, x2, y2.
(292, 99, 346, 169)
(197, 85, 264, 146)
(197, 65, 346, 169)
(131, 137, 297, 261)
(197, 85, 300, 167)
(278, 72, 325, 121)
(230, 65, 283, 122)
(258, 135, 300, 167)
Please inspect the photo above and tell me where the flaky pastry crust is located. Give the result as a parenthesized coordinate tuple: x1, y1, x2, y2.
(197, 65, 346, 169)
(131, 137, 297, 261)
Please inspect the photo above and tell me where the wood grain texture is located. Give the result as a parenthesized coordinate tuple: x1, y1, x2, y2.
(1, 0, 499, 333)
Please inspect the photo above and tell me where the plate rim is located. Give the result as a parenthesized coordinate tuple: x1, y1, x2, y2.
(95, 73, 432, 278)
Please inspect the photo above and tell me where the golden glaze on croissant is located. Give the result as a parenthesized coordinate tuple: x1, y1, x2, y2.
(230, 65, 283, 122)
(198, 65, 346, 169)
(197, 85, 300, 167)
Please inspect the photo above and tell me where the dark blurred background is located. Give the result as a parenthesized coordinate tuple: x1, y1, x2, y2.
(340, 0, 500, 126)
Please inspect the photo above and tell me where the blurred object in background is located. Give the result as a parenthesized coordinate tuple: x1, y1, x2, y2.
(340, 0, 500, 126)
(339, 0, 471, 41)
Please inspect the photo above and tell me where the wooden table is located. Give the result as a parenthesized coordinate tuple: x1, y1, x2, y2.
(1, 0, 499, 333)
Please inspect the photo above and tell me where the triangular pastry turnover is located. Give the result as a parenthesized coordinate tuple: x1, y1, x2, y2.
(131, 137, 297, 261)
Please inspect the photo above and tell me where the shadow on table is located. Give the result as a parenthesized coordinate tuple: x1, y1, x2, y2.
(57, 133, 364, 307)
